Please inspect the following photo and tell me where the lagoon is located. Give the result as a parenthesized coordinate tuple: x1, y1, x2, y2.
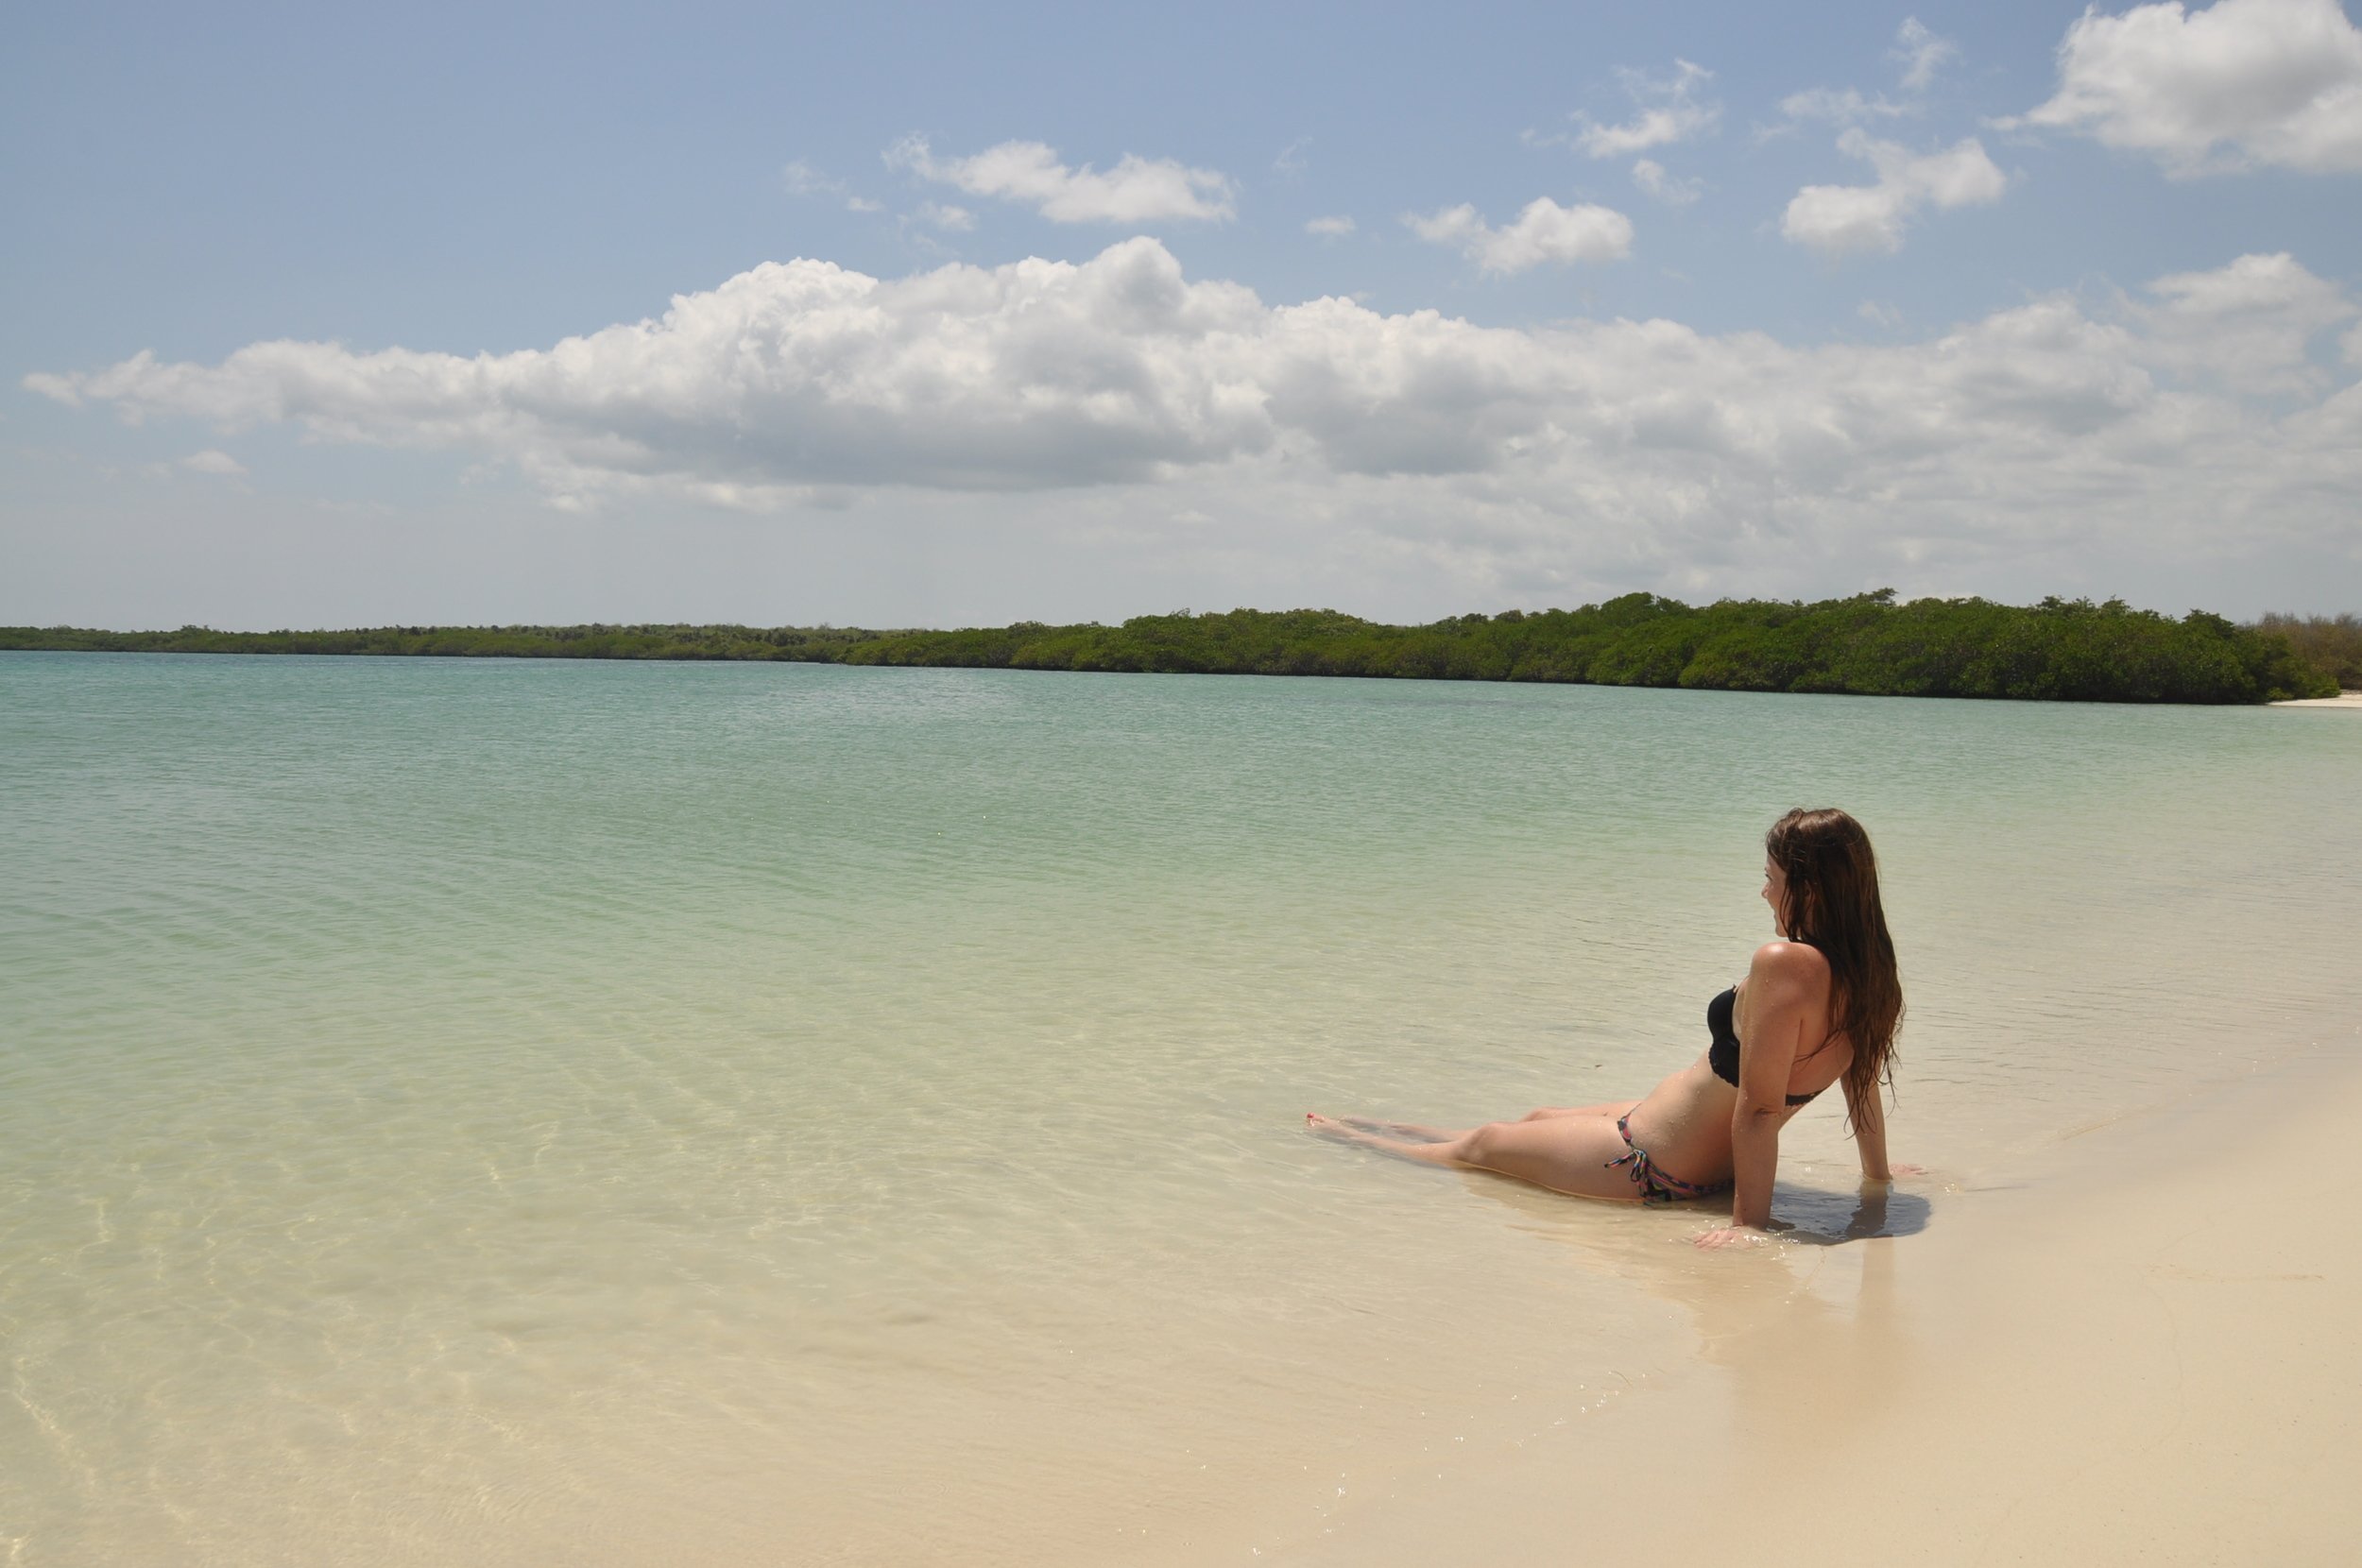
(2, 652, 2355, 1563)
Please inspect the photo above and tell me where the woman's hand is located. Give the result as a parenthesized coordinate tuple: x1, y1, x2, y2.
(1693, 1225, 1773, 1250)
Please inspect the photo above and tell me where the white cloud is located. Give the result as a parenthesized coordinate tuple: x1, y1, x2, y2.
(1630, 158, 1703, 205)
(884, 135, 1236, 223)
(1892, 18, 1960, 91)
(781, 159, 836, 197)
(1407, 198, 1635, 273)
(784, 158, 882, 213)
(26, 245, 2361, 597)
(180, 449, 246, 476)
(2137, 250, 2356, 391)
(1781, 131, 2008, 255)
(914, 201, 975, 232)
(2011, 0, 2362, 174)
(1775, 19, 1957, 134)
(1567, 60, 1720, 157)
(1857, 299, 1906, 330)
(1778, 87, 1909, 126)
(1304, 214, 1356, 237)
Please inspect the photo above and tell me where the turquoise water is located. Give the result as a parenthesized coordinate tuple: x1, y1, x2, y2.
(4, 653, 2357, 1564)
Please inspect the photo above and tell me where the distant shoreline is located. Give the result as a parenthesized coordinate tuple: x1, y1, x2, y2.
(2, 591, 2339, 705)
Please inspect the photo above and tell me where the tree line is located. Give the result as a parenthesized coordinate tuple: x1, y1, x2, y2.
(3, 591, 2340, 704)
(2252, 613, 2362, 690)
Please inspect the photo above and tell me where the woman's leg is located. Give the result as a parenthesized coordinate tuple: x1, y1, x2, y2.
(1308, 1106, 1646, 1202)
(1333, 1101, 1629, 1141)
(1332, 1115, 1461, 1141)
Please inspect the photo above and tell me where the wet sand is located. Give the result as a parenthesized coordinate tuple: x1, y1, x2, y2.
(1262, 1046, 2362, 1566)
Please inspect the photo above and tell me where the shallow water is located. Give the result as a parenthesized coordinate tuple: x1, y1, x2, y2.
(3, 653, 2355, 1564)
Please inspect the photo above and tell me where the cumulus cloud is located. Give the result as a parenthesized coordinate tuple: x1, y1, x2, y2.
(2136, 250, 2356, 391)
(1567, 60, 1720, 157)
(180, 449, 247, 475)
(1304, 214, 1356, 237)
(1781, 130, 2007, 255)
(884, 135, 1236, 223)
(1407, 198, 1635, 274)
(2011, 0, 2362, 174)
(1532, 61, 1715, 213)
(26, 243, 2362, 594)
(1631, 158, 1703, 205)
(1891, 18, 1960, 91)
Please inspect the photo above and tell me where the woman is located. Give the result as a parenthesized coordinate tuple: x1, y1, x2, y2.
(1309, 808, 1906, 1248)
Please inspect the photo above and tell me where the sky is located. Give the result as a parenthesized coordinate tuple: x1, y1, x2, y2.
(6, 0, 2360, 630)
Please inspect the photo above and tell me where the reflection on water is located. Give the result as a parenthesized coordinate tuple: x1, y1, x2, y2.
(0, 653, 2355, 1565)
(1781, 1180, 1933, 1242)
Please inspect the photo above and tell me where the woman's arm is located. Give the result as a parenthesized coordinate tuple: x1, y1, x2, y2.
(1845, 1076, 1893, 1182)
(1727, 1093, 1784, 1229)
(1718, 942, 1826, 1236)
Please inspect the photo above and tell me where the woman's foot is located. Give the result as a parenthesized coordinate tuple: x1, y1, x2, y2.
(1307, 1113, 1464, 1166)
(1307, 1111, 1384, 1145)
(1306, 1112, 1454, 1144)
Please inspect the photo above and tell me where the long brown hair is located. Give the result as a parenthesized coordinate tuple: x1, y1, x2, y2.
(1765, 808, 1902, 1115)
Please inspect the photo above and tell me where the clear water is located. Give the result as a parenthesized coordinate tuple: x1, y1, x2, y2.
(3, 653, 2355, 1565)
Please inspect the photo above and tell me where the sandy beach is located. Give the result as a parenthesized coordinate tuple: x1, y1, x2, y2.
(2273, 690, 2362, 708)
(1257, 1044, 2362, 1566)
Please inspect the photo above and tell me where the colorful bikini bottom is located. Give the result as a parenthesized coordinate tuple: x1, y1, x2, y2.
(1605, 1114, 1732, 1205)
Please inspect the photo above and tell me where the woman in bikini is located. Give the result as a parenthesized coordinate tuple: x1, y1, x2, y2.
(1308, 807, 1905, 1249)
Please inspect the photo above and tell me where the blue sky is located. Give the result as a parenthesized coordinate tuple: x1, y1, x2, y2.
(8, 0, 2360, 628)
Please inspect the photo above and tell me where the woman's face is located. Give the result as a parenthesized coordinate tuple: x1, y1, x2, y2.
(1761, 857, 1790, 936)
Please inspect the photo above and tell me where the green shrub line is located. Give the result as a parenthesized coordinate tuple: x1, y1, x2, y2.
(2253, 613, 2362, 691)
(2, 591, 2341, 704)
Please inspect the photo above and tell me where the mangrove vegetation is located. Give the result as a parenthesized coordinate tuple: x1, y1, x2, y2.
(3, 591, 2340, 704)
(2253, 613, 2362, 691)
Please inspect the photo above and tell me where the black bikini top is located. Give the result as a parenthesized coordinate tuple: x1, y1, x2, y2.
(1707, 980, 1827, 1107)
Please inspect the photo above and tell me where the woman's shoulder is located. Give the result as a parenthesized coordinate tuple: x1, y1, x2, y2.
(1747, 938, 1832, 987)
